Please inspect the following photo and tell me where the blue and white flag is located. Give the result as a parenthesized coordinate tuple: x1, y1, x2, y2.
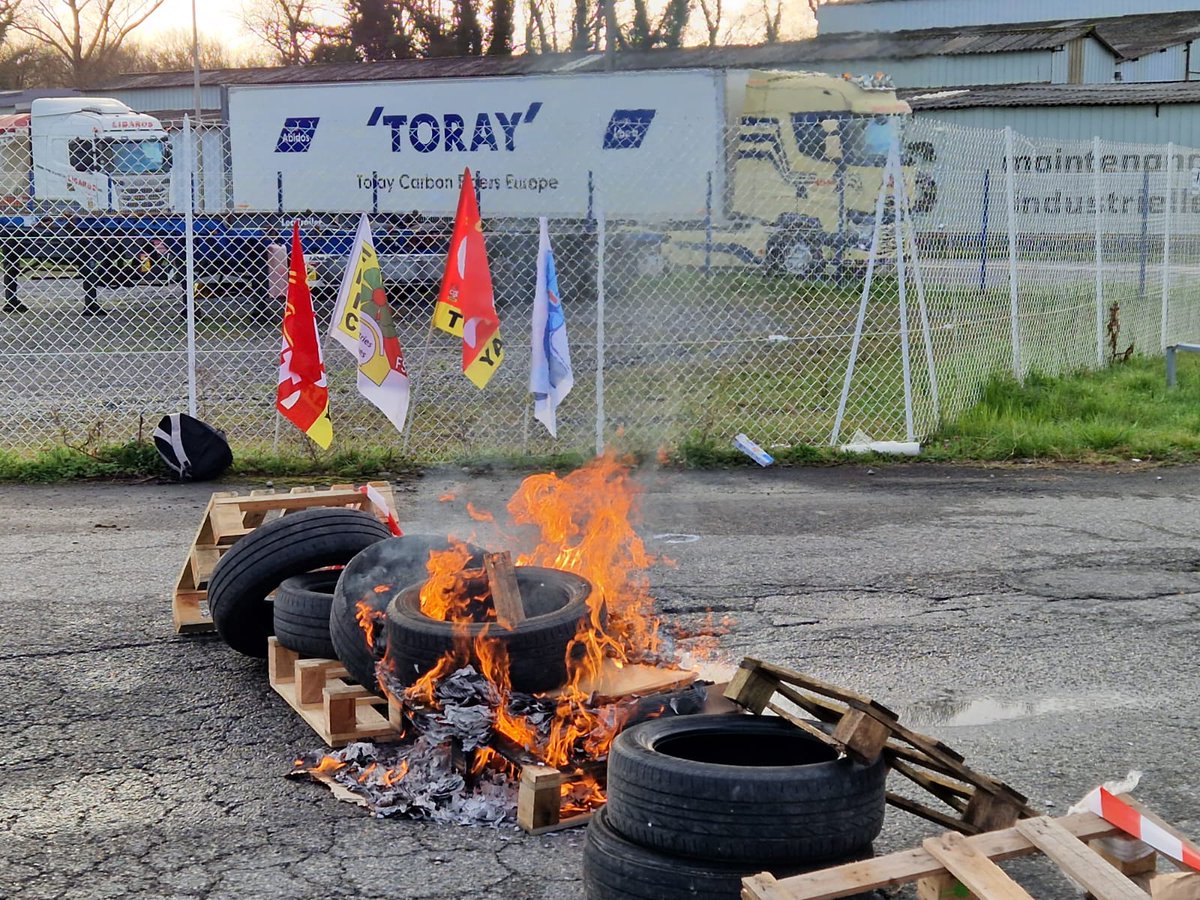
(530, 217, 573, 437)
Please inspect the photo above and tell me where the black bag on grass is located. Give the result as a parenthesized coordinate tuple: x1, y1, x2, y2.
(153, 413, 232, 481)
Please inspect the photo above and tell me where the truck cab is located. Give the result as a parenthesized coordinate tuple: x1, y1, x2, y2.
(663, 70, 920, 278)
(11, 98, 172, 213)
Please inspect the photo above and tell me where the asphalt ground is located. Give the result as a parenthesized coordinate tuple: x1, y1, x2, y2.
(1, 463, 1198, 899)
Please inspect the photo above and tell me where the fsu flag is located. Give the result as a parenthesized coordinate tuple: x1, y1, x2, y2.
(276, 222, 333, 448)
(530, 217, 573, 437)
(434, 168, 505, 388)
(343, 214, 410, 433)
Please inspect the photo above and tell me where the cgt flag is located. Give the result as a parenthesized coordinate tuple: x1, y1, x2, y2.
(434, 167, 504, 388)
(345, 214, 410, 432)
(277, 222, 333, 448)
(530, 217, 573, 437)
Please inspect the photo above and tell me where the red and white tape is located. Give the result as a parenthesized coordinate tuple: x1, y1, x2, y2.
(360, 484, 403, 536)
(1082, 787, 1200, 872)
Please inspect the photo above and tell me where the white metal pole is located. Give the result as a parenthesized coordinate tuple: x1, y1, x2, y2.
(594, 202, 606, 457)
(830, 148, 891, 446)
(895, 153, 940, 425)
(1004, 126, 1021, 379)
(191, 0, 202, 125)
(1093, 135, 1105, 366)
(891, 147, 915, 442)
(1162, 141, 1175, 350)
(184, 115, 197, 418)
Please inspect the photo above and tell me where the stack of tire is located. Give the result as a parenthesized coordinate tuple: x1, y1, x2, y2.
(206, 511, 479, 692)
(583, 714, 887, 900)
(206, 516, 593, 703)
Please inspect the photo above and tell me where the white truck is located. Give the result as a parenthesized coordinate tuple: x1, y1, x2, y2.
(0, 97, 173, 213)
(224, 68, 922, 276)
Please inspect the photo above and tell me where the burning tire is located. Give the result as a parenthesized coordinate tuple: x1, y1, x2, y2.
(582, 806, 874, 900)
(383, 566, 593, 694)
(207, 507, 391, 657)
(330, 535, 485, 696)
(604, 714, 886, 866)
(272, 571, 340, 659)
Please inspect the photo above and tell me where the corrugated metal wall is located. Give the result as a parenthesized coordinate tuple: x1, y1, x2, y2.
(820, 0, 1200, 33)
(783, 51, 1060, 87)
(103, 86, 224, 118)
(1117, 45, 1190, 83)
(916, 103, 1200, 146)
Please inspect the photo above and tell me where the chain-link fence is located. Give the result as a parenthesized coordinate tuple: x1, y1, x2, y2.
(1, 113, 1198, 461)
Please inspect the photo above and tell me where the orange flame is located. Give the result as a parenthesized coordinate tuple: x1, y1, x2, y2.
(466, 501, 494, 523)
(373, 584, 390, 594)
(311, 755, 346, 777)
(439, 491, 457, 502)
(380, 760, 409, 786)
(355, 600, 386, 653)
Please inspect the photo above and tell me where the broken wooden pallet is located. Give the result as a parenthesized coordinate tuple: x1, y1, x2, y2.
(172, 482, 396, 633)
(742, 811, 1147, 900)
(267, 637, 402, 747)
(725, 658, 1039, 834)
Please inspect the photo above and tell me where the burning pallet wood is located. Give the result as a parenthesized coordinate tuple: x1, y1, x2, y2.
(725, 658, 1039, 834)
(741, 809, 1184, 900)
(267, 637, 401, 747)
(172, 482, 396, 633)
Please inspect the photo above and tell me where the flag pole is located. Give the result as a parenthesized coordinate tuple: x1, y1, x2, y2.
(594, 201, 607, 456)
(401, 320, 438, 453)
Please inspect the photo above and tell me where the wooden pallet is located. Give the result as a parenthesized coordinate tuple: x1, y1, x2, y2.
(742, 810, 1166, 900)
(172, 482, 396, 633)
(267, 637, 402, 747)
(725, 658, 1039, 835)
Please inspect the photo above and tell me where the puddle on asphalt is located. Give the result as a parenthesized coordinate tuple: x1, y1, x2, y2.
(902, 694, 1131, 727)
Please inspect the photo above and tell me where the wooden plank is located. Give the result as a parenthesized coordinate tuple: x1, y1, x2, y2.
(831, 708, 892, 764)
(517, 765, 564, 833)
(772, 681, 845, 724)
(725, 663, 781, 714)
(745, 658, 898, 719)
(741, 812, 1119, 900)
(921, 831, 1034, 900)
(888, 791, 979, 833)
(222, 490, 369, 515)
(571, 660, 698, 704)
(1015, 817, 1147, 900)
(763, 701, 847, 756)
(189, 546, 221, 587)
(483, 551, 525, 629)
(172, 590, 211, 633)
(915, 872, 974, 900)
(209, 504, 249, 543)
(890, 758, 971, 813)
(965, 785, 1026, 832)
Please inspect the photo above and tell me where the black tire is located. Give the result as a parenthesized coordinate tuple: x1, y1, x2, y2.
(766, 233, 820, 277)
(384, 566, 594, 694)
(273, 570, 340, 658)
(583, 806, 875, 900)
(207, 507, 390, 658)
(605, 714, 887, 866)
(331, 535, 486, 696)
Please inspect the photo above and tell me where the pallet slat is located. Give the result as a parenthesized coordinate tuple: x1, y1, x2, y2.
(921, 831, 1034, 900)
(266, 638, 401, 747)
(172, 482, 397, 633)
(1014, 818, 1148, 900)
(741, 812, 1120, 900)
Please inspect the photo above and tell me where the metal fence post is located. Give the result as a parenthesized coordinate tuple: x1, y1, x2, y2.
(184, 116, 198, 418)
(1162, 142, 1175, 350)
(1093, 135, 1105, 367)
(1004, 126, 1021, 379)
(595, 200, 606, 457)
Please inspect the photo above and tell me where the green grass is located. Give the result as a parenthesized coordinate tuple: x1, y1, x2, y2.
(923, 354, 1200, 462)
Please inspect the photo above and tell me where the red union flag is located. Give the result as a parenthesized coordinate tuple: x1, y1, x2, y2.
(434, 167, 505, 388)
(276, 222, 333, 448)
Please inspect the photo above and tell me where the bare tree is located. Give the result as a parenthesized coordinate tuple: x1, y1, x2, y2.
(697, 0, 721, 47)
(13, 0, 169, 87)
(760, 0, 781, 43)
(242, 0, 332, 65)
(122, 29, 242, 72)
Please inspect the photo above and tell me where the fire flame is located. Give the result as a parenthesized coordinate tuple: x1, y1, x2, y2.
(311, 755, 347, 777)
(466, 501, 494, 523)
(351, 453, 693, 816)
(355, 600, 386, 653)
